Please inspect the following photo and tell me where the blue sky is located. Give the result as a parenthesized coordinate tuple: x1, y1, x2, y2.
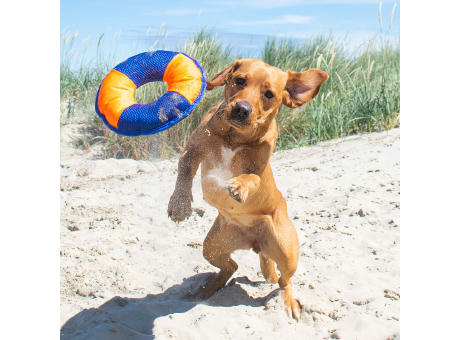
(61, 0, 399, 65)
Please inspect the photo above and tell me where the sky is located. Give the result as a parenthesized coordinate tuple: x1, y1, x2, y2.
(61, 0, 400, 66)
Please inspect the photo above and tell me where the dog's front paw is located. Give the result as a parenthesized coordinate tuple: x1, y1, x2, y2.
(168, 190, 192, 222)
(225, 177, 249, 203)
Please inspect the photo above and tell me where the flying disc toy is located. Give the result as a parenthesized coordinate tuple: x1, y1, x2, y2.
(95, 50, 206, 136)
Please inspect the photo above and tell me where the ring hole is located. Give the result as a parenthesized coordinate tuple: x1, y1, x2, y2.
(134, 82, 168, 104)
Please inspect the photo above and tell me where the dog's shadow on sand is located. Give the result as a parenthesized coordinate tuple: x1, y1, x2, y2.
(61, 273, 279, 339)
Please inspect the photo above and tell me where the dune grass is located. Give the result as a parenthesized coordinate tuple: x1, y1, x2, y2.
(60, 29, 399, 159)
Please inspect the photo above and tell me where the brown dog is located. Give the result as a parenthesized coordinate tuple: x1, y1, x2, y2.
(168, 58, 328, 320)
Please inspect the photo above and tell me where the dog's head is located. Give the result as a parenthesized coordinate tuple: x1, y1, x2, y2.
(207, 58, 329, 139)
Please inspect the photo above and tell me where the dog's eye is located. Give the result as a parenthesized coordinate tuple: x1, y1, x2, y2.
(264, 90, 274, 99)
(235, 77, 246, 86)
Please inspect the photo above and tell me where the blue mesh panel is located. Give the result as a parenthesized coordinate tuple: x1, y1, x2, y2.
(113, 50, 177, 87)
(117, 92, 191, 136)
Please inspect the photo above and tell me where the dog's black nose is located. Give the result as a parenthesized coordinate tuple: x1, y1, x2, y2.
(230, 101, 252, 121)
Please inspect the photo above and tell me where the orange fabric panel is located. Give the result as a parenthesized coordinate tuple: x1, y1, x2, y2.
(97, 70, 137, 128)
(163, 54, 202, 104)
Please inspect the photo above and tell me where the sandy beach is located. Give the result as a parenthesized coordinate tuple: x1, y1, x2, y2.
(60, 126, 400, 340)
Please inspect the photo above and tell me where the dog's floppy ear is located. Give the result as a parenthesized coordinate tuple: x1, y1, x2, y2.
(206, 61, 241, 90)
(282, 69, 329, 108)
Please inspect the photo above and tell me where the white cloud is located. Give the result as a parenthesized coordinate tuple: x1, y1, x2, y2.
(301, 0, 396, 3)
(233, 15, 312, 26)
(145, 8, 218, 16)
(218, 0, 396, 9)
(164, 9, 199, 16)
(217, 0, 305, 9)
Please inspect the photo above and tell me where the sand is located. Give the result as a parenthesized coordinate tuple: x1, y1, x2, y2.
(60, 126, 400, 340)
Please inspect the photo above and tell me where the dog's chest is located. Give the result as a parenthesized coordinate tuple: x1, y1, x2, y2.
(202, 146, 241, 187)
(200, 146, 244, 207)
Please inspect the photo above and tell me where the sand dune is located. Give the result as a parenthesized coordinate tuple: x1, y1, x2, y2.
(60, 126, 400, 339)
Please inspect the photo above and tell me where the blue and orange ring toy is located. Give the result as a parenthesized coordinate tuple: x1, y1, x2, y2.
(95, 50, 206, 136)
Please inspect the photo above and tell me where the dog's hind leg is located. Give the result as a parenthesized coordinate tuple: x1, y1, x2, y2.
(259, 253, 279, 283)
(196, 214, 251, 300)
(259, 207, 301, 320)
